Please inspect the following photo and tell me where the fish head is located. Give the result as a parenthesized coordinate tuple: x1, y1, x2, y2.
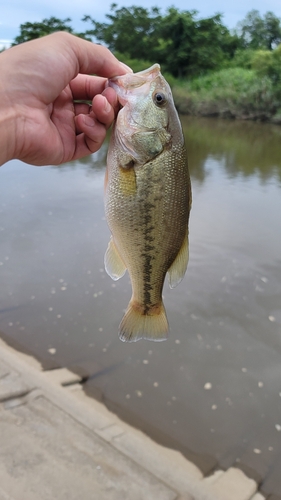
(108, 64, 169, 130)
(107, 64, 183, 165)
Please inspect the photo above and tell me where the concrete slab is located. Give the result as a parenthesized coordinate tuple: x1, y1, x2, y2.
(0, 361, 9, 378)
(0, 394, 177, 500)
(43, 367, 82, 386)
(0, 361, 35, 402)
(0, 338, 270, 500)
(208, 467, 257, 500)
(0, 338, 43, 371)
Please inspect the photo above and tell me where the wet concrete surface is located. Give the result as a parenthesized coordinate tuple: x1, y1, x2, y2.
(0, 117, 281, 496)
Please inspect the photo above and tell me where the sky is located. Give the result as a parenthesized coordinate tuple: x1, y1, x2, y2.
(1, 0, 281, 49)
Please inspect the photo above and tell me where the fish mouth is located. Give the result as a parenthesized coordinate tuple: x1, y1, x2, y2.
(107, 64, 161, 105)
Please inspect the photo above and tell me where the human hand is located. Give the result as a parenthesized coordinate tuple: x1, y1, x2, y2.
(0, 32, 131, 166)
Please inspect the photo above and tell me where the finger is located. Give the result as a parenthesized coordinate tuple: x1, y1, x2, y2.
(91, 94, 115, 129)
(102, 87, 120, 115)
(70, 74, 107, 101)
(74, 104, 91, 135)
(74, 91, 117, 135)
(73, 115, 107, 159)
(74, 102, 91, 116)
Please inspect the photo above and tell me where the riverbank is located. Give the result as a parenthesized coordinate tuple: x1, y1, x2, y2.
(172, 68, 281, 124)
(0, 337, 265, 500)
(112, 53, 281, 125)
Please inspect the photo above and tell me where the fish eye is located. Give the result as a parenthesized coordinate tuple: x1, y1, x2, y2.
(153, 92, 166, 107)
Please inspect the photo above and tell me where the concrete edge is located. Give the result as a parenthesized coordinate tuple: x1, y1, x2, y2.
(0, 338, 264, 500)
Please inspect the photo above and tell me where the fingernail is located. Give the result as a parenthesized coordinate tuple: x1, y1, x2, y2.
(104, 98, 111, 113)
(83, 115, 96, 127)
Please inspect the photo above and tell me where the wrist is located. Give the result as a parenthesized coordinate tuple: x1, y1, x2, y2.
(0, 51, 21, 166)
(0, 104, 18, 166)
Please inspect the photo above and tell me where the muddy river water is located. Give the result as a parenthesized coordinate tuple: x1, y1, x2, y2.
(1, 116, 281, 496)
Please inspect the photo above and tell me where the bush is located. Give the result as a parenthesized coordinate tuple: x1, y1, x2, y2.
(251, 45, 281, 87)
(172, 67, 278, 120)
(230, 49, 257, 69)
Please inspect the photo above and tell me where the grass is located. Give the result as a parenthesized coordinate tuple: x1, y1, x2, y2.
(172, 67, 280, 122)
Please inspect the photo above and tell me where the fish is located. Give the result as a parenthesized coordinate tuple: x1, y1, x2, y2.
(104, 64, 191, 342)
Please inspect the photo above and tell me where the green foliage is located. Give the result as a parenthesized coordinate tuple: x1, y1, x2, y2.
(271, 44, 281, 81)
(173, 67, 278, 120)
(230, 49, 256, 69)
(83, 5, 161, 60)
(251, 50, 275, 76)
(156, 9, 233, 77)
(251, 45, 281, 95)
(12, 17, 91, 45)
(236, 10, 281, 50)
(8, 8, 281, 123)
(83, 5, 240, 78)
(252, 45, 281, 74)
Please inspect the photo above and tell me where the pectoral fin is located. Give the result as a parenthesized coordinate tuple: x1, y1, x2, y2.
(104, 237, 127, 281)
(168, 232, 189, 289)
(131, 129, 170, 162)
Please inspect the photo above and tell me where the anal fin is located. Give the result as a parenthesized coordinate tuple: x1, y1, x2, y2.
(168, 231, 189, 289)
(104, 237, 126, 281)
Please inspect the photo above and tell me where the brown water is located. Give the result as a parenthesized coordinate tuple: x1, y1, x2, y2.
(1, 117, 281, 496)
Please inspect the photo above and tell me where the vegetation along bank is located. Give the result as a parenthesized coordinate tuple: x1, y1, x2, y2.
(6, 6, 281, 123)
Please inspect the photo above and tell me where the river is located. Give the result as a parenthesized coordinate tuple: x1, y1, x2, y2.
(0, 116, 281, 496)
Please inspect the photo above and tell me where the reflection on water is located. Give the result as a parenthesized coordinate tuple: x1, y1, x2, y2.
(1, 117, 281, 496)
(183, 116, 281, 184)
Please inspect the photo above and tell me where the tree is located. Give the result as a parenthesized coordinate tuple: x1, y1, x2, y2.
(236, 10, 281, 50)
(12, 17, 90, 45)
(154, 8, 198, 77)
(191, 14, 240, 74)
(156, 9, 238, 77)
(264, 12, 281, 49)
(83, 5, 238, 78)
(83, 4, 161, 60)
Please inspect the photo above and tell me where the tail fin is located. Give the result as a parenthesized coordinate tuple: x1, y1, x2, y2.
(119, 301, 169, 342)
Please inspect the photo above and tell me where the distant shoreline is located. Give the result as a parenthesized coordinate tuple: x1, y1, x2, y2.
(171, 67, 281, 126)
(174, 96, 281, 125)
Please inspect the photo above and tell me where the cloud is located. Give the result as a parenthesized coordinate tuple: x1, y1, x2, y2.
(0, 40, 12, 51)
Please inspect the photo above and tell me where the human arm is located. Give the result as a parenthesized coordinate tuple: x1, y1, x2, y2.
(0, 32, 131, 166)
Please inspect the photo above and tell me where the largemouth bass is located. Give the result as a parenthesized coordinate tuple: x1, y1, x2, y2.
(104, 64, 191, 342)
